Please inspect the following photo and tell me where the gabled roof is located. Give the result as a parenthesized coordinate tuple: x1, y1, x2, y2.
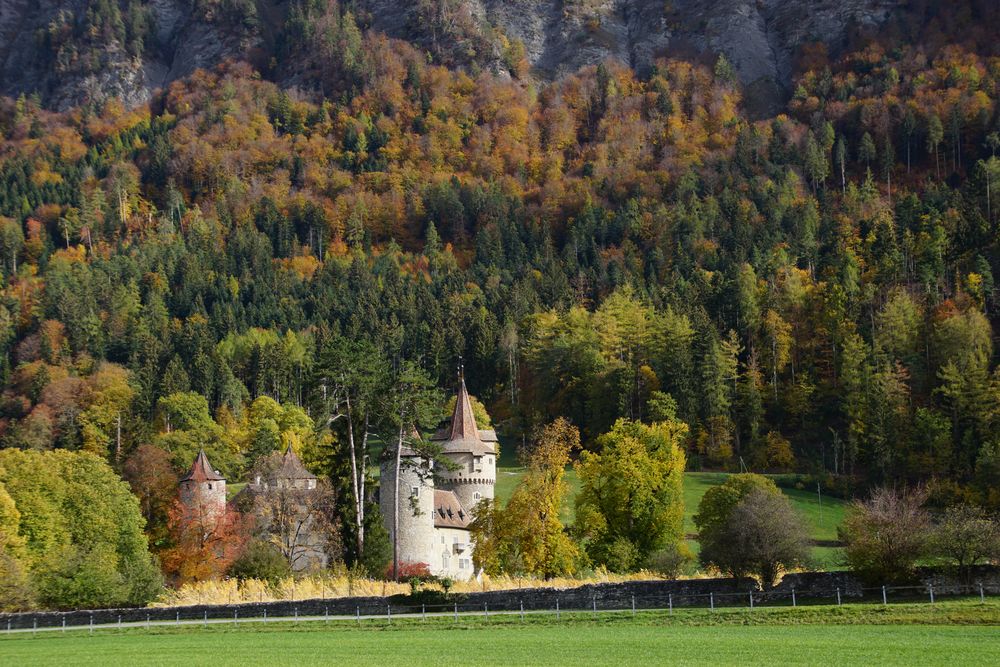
(181, 449, 225, 483)
(430, 378, 495, 455)
(433, 490, 471, 529)
(277, 445, 317, 481)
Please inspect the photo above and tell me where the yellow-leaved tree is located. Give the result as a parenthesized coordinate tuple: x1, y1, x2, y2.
(471, 418, 579, 577)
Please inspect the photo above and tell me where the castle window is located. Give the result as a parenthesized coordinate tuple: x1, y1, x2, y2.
(207, 484, 212, 490)
(473, 492, 481, 501)
(410, 486, 419, 498)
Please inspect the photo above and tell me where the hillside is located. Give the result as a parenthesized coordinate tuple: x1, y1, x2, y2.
(0, 0, 996, 494)
(0, 0, 998, 610)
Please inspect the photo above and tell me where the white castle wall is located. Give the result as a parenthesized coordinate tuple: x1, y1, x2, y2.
(379, 457, 436, 570)
(435, 451, 495, 516)
(432, 526, 475, 579)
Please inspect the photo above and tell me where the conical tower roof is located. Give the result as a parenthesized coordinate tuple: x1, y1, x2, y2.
(431, 378, 494, 455)
(277, 444, 317, 481)
(181, 449, 225, 482)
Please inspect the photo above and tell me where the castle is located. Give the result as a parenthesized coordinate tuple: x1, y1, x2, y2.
(379, 377, 498, 579)
(177, 377, 497, 579)
(179, 445, 335, 572)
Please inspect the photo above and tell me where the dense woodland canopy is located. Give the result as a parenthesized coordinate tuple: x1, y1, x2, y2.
(0, 0, 999, 599)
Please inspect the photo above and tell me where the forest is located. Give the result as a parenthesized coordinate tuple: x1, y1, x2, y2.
(0, 0, 999, 609)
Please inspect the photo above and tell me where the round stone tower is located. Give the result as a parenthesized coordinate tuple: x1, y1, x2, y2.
(179, 449, 227, 522)
(380, 445, 435, 569)
(432, 378, 496, 514)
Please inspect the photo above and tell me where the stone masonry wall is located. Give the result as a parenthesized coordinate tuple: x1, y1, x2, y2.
(4, 567, 998, 630)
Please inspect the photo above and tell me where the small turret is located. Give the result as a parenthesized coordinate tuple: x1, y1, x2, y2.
(179, 449, 226, 522)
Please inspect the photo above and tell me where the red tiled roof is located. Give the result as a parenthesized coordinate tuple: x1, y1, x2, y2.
(181, 449, 225, 482)
(433, 490, 471, 529)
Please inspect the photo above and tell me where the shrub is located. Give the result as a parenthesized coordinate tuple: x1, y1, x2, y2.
(384, 561, 431, 581)
(645, 542, 695, 579)
(840, 486, 931, 584)
(929, 504, 1000, 581)
(228, 539, 291, 586)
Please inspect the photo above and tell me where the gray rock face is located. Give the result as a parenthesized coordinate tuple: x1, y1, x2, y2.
(359, 0, 901, 113)
(0, 0, 902, 112)
(0, 0, 256, 110)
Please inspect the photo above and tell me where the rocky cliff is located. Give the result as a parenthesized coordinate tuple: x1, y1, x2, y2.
(0, 0, 904, 113)
(358, 0, 903, 113)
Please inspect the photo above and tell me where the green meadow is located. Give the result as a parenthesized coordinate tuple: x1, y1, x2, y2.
(2, 601, 997, 666)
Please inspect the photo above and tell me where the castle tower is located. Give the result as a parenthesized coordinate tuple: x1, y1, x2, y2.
(275, 445, 318, 491)
(380, 434, 436, 571)
(179, 449, 227, 522)
(431, 377, 496, 514)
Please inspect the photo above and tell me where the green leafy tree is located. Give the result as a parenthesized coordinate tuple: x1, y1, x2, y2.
(0, 449, 161, 609)
(574, 417, 686, 571)
(311, 334, 387, 568)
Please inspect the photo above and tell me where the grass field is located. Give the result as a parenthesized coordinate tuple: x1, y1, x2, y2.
(3, 601, 998, 666)
(496, 467, 848, 568)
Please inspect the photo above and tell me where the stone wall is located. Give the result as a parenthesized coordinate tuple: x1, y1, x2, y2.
(4, 568, 998, 630)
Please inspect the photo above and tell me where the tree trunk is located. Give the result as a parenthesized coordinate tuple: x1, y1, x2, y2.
(392, 420, 404, 582)
(345, 394, 364, 560)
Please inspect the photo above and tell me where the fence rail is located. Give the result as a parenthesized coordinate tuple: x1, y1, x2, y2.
(1, 582, 993, 635)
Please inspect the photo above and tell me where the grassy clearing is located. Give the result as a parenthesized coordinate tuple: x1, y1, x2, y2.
(496, 469, 848, 567)
(3, 601, 998, 666)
